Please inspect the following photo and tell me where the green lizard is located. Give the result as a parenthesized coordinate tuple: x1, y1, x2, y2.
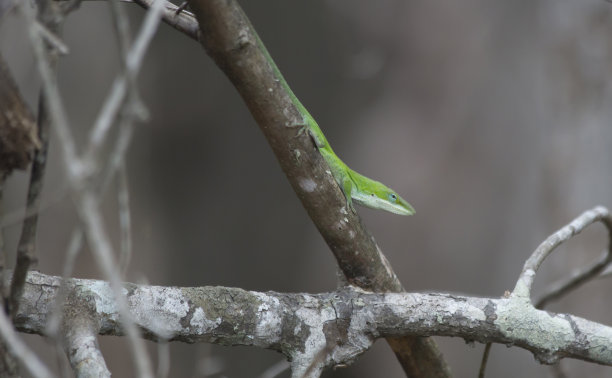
(258, 36, 415, 216)
(302, 112, 415, 216)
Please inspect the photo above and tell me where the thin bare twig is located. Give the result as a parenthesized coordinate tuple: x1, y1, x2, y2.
(84, 0, 159, 165)
(99, 116, 134, 196)
(132, 0, 199, 41)
(57, 0, 198, 38)
(550, 362, 569, 378)
(102, 0, 146, 279)
(76, 0, 166, 373)
(78, 193, 154, 377)
(0, 54, 40, 304)
(117, 165, 132, 276)
(481, 207, 611, 376)
(107, 0, 147, 122)
(0, 303, 53, 378)
(47, 229, 84, 378)
(109, 0, 133, 64)
(18, 0, 80, 172)
(32, 20, 70, 55)
(8, 95, 47, 316)
(10, 0, 64, 320)
(17, 0, 164, 376)
(0, 186, 68, 229)
(156, 341, 170, 378)
(478, 343, 492, 378)
(0, 184, 7, 305)
(512, 206, 611, 300)
(536, 248, 612, 309)
(0, 49, 39, 377)
(74, 0, 166, 371)
(75, 0, 164, 370)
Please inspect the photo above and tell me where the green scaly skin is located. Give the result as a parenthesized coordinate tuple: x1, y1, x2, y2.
(257, 34, 415, 216)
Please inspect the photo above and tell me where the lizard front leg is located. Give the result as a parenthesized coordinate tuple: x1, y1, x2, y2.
(340, 175, 357, 214)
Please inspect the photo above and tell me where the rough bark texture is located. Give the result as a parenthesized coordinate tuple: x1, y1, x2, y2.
(13, 271, 612, 376)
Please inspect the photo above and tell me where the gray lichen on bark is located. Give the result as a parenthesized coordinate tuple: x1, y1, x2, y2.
(11, 271, 612, 376)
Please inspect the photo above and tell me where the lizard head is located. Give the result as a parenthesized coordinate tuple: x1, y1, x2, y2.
(352, 181, 416, 216)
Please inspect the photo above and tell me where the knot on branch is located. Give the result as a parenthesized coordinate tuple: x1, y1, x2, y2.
(289, 290, 375, 377)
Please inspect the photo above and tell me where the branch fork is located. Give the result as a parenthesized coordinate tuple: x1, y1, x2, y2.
(512, 206, 611, 304)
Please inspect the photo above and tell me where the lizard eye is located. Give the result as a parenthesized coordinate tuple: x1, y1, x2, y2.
(388, 193, 397, 202)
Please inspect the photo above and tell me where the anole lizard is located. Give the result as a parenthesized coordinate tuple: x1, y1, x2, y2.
(257, 36, 415, 216)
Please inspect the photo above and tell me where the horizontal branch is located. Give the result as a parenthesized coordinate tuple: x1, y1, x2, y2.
(13, 271, 612, 377)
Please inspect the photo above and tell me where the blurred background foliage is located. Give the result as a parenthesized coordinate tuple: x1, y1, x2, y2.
(1, 0, 611, 376)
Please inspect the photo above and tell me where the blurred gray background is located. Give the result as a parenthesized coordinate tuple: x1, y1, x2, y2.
(1, 0, 611, 377)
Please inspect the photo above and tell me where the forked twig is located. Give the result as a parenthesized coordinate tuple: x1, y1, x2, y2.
(479, 206, 611, 377)
(512, 206, 611, 300)
(17, 0, 166, 377)
(536, 247, 611, 309)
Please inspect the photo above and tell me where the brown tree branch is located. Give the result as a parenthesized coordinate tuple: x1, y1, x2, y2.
(0, 47, 41, 378)
(180, 0, 448, 376)
(8, 0, 65, 319)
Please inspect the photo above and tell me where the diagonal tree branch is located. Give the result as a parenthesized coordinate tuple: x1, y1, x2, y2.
(180, 1, 448, 376)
